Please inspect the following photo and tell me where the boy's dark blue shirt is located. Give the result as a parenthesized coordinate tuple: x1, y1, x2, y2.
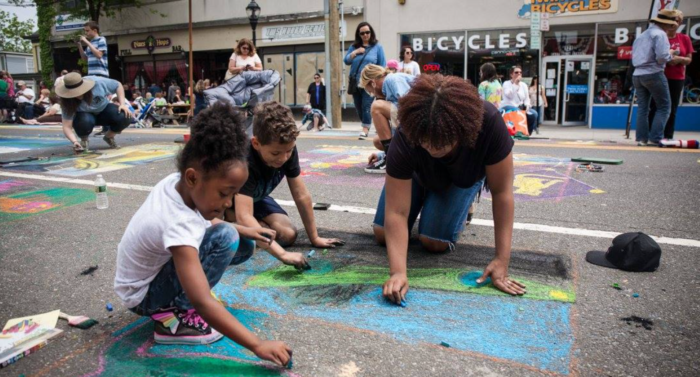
(239, 142, 301, 202)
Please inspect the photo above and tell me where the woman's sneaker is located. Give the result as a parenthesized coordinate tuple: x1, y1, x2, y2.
(364, 154, 387, 174)
(359, 131, 369, 140)
(151, 308, 223, 345)
(103, 135, 120, 149)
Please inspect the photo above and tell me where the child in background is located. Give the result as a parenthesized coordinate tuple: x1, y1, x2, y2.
(386, 59, 399, 74)
(115, 103, 292, 366)
(226, 102, 344, 268)
(300, 104, 328, 132)
(154, 92, 167, 106)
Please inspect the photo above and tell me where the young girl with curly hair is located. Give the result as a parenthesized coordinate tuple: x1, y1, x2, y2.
(114, 102, 292, 366)
(373, 74, 526, 305)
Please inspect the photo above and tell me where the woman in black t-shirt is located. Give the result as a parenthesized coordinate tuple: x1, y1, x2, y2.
(374, 74, 526, 304)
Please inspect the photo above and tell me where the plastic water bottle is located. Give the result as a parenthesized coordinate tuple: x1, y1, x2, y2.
(95, 174, 108, 209)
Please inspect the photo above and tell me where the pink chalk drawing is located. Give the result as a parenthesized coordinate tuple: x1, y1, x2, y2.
(0, 180, 28, 193)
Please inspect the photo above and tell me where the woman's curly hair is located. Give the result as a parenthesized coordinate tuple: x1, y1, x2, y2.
(252, 101, 300, 145)
(177, 102, 249, 177)
(398, 74, 484, 150)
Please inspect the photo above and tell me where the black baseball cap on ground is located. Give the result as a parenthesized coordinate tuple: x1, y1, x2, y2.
(586, 232, 661, 272)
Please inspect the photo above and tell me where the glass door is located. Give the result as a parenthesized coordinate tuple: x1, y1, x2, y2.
(561, 58, 592, 126)
(542, 58, 561, 125)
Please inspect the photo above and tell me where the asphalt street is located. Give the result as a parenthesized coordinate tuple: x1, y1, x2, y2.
(0, 124, 698, 377)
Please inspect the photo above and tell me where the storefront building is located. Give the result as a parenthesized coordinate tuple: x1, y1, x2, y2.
(369, 0, 700, 130)
(49, 0, 363, 108)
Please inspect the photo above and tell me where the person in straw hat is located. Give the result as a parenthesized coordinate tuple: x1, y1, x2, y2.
(56, 72, 132, 153)
(631, 9, 685, 147)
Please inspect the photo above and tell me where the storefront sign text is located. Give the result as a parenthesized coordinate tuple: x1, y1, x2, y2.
(467, 33, 528, 50)
(412, 36, 465, 51)
(491, 49, 521, 57)
(518, 0, 618, 18)
(616, 46, 632, 60)
(132, 36, 171, 54)
(261, 21, 347, 43)
(566, 85, 588, 94)
(423, 63, 441, 71)
(613, 24, 700, 45)
(55, 14, 86, 32)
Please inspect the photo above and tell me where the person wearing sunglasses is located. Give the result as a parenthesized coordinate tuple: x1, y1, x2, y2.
(226, 38, 263, 81)
(345, 22, 386, 140)
(501, 65, 537, 135)
(306, 73, 326, 111)
(398, 46, 421, 77)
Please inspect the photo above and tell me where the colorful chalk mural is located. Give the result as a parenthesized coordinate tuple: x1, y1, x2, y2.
(298, 147, 604, 201)
(95, 252, 575, 375)
(0, 137, 66, 154)
(299, 145, 384, 189)
(0, 180, 94, 223)
(482, 153, 605, 202)
(82, 310, 297, 377)
(0, 143, 180, 177)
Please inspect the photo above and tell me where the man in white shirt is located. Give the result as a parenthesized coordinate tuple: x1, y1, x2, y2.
(15, 81, 35, 120)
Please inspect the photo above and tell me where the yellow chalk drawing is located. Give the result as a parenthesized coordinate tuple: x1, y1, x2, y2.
(589, 189, 605, 194)
(513, 174, 565, 196)
(549, 290, 570, 301)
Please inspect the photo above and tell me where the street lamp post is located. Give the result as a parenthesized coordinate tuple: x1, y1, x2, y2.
(246, 0, 261, 46)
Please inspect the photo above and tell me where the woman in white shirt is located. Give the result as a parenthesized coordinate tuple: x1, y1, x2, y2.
(226, 38, 262, 81)
(501, 65, 538, 135)
(21, 94, 62, 124)
(398, 46, 421, 77)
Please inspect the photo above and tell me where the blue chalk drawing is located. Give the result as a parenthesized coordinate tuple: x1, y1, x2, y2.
(215, 253, 575, 374)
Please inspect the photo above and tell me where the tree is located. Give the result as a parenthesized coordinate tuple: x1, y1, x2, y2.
(11, 0, 165, 24)
(0, 9, 35, 53)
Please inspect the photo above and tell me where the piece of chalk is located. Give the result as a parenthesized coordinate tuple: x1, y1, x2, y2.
(106, 303, 113, 311)
(322, 249, 328, 255)
(399, 299, 407, 307)
(286, 356, 293, 369)
(632, 293, 639, 298)
(440, 342, 450, 348)
(307, 250, 315, 258)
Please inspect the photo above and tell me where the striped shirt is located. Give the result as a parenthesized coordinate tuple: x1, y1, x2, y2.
(632, 23, 672, 76)
(86, 36, 109, 77)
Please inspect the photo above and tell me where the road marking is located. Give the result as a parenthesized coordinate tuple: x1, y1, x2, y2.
(516, 141, 700, 153)
(2, 171, 698, 248)
(0, 172, 153, 192)
(3, 125, 699, 151)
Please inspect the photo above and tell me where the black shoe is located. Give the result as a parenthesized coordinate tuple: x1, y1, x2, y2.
(152, 308, 223, 345)
(364, 156, 386, 174)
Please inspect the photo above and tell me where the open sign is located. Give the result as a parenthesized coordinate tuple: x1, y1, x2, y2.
(423, 63, 441, 72)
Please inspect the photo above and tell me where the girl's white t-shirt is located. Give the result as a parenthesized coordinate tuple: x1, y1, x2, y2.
(230, 53, 262, 68)
(50, 103, 62, 115)
(114, 173, 211, 308)
(398, 61, 421, 77)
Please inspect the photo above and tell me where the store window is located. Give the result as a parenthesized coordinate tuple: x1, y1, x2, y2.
(683, 17, 700, 104)
(593, 22, 645, 105)
(465, 28, 537, 86)
(399, 32, 465, 78)
(543, 24, 596, 58)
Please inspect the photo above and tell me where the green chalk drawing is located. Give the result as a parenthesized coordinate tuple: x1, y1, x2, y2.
(0, 187, 94, 223)
(85, 310, 291, 377)
(248, 265, 575, 303)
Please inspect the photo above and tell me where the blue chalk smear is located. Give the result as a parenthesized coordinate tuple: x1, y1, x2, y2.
(460, 271, 491, 288)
